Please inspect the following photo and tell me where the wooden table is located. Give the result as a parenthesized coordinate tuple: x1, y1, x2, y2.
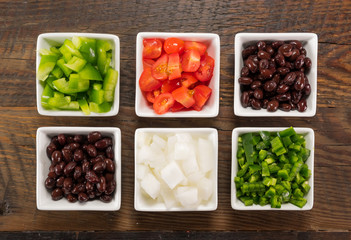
(0, 0, 350, 239)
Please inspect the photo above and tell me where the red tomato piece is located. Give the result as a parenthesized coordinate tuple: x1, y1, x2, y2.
(143, 39, 163, 59)
(161, 79, 181, 93)
(180, 73, 198, 88)
(153, 93, 175, 115)
(172, 86, 195, 108)
(181, 50, 201, 73)
(139, 68, 162, 92)
(151, 54, 169, 81)
(143, 59, 155, 69)
(167, 53, 182, 80)
(184, 41, 207, 56)
(146, 89, 161, 103)
(194, 55, 215, 82)
(164, 38, 185, 54)
(170, 101, 185, 112)
(193, 85, 212, 111)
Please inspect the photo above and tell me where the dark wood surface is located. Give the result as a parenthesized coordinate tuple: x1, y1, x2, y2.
(0, 0, 351, 237)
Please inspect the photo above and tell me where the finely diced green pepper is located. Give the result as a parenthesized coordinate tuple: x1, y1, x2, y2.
(295, 173, 305, 184)
(282, 136, 293, 148)
(281, 190, 291, 202)
(262, 177, 277, 187)
(279, 126, 296, 137)
(241, 182, 266, 194)
(261, 162, 270, 177)
(271, 137, 287, 156)
(234, 177, 244, 189)
(265, 187, 276, 198)
(289, 197, 307, 208)
(281, 181, 291, 191)
(289, 155, 299, 164)
(249, 164, 261, 175)
(264, 157, 275, 165)
(270, 195, 281, 208)
(249, 173, 260, 183)
(252, 135, 261, 145)
(259, 196, 269, 206)
(259, 131, 270, 141)
(289, 143, 301, 152)
(237, 162, 249, 177)
(279, 154, 289, 163)
(237, 146, 245, 158)
(256, 141, 268, 150)
(289, 161, 303, 181)
(300, 148, 311, 161)
(275, 184, 285, 195)
(240, 196, 254, 206)
(65, 56, 87, 72)
(242, 133, 256, 165)
(293, 188, 304, 198)
(268, 163, 280, 174)
(259, 149, 268, 161)
(301, 181, 311, 194)
(238, 157, 245, 168)
(277, 169, 289, 180)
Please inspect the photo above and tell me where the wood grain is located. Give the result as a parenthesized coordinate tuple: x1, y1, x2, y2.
(0, 0, 350, 235)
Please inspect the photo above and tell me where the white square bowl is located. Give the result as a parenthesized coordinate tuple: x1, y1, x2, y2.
(36, 33, 120, 116)
(231, 127, 314, 210)
(135, 32, 220, 118)
(36, 127, 121, 211)
(134, 128, 218, 211)
(234, 33, 318, 117)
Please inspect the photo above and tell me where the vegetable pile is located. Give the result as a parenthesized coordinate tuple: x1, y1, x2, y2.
(139, 38, 215, 114)
(136, 132, 215, 209)
(235, 127, 311, 208)
(39, 37, 118, 114)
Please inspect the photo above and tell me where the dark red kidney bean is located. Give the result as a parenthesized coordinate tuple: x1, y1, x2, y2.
(51, 136, 60, 147)
(305, 57, 312, 69)
(86, 144, 97, 157)
(242, 45, 257, 59)
(241, 66, 249, 77)
(277, 67, 290, 76)
(295, 71, 304, 78)
(48, 171, 57, 179)
(267, 100, 279, 112)
(279, 103, 292, 111)
(253, 88, 264, 100)
(97, 176, 107, 193)
(105, 158, 115, 173)
(272, 74, 281, 84)
(57, 134, 66, 146)
(295, 55, 305, 69)
(250, 80, 262, 90)
(241, 91, 250, 108)
(73, 166, 82, 180)
(304, 76, 309, 85)
(49, 164, 55, 173)
(46, 143, 57, 159)
(78, 192, 89, 202)
(77, 176, 85, 183)
(69, 142, 80, 151)
(105, 173, 114, 182)
(62, 149, 72, 162)
(245, 58, 258, 73)
(82, 161, 90, 173)
(73, 149, 84, 162)
(66, 136, 74, 144)
(297, 98, 307, 112)
(87, 191, 96, 199)
(85, 170, 99, 183)
(63, 161, 76, 176)
(260, 69, 273, 79)
(290, 49, 300, 61)
(299, 67, 305, 72)
(300, 48, 307, 55)
(73, 135, 84, 143)
(271, 41, 284, 49)
(276, 84, 290, 94)
(56, 176, 64, 187)
(238, 77, 253, 85)
(291, 90, 302, 104)
(257, 41, 266, 50)
(279, 44, 293, 57)
(88, 131, 102, 143)
(268, 59, 276, 69)
(304, 84, 311, 96)
(264, 80, 277, 92)
(262, 99, 269, 109)
(250, 98, 262, 110)
(285, 61, 294, 70)
(100, 194, 112, 203)
(45, 177, 55, 189)
(51, 150, 62, 165)
(54, 162, 65, 176)
(51, 188, 63, 201)
(283, 72, 297, 85)
(259, 59, 269, 70)
(276, 93, 291, 102)
(105, 180, 116, 195)
(294, 75, 306, 91)
(257, 50, 270, 60)
(266, 45, 274, 56)
(95, 138, 112, 150)
(289, 40, 303, 50)
(93, 161, 106, 173)
(63, 178, 73, 190)
(67, 194, 77, 203)
(72, 183, 86, 195)
(86, 181, 94, 192)
(106, 146, 114, 159)
(275, 53, 285, 67)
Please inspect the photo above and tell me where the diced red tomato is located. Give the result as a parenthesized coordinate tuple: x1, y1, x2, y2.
(139, 67, 162, 92)
(164, 38, 185, 54)
(194, 55, 215, 82)
(184, 41, 207, 56)
(153, 93, 175, 115)
(179, 73, 198, 88)
(170, 101, 185, 112)
(143, 39, 163, 59)
(193, 85, 212, 111)
(146, 89, 161, 103)
(151, 54, 169, 80)
(172, 86, 195, 108)
(161, 79, 181, 93)
(181, 50, 201, 72)
(143, 59, 155, 69)
(167, 53, 182, 80)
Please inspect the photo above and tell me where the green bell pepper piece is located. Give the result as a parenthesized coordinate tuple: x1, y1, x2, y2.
(72, 36, 97, 64)
(59, 39, 84, 62)
(51, 65, 63, 79)
(289, 161, 303, 181)
(259, 131, 271, 141)
(64, 56, 87, 72)
(271, 136, 287, 156)
(41, 83, 55, 108)
(261, 161, 270, 177)
(237, 146, 245, 158)
(58, 101, 79, 110)
(89, 101, 112, 113)
(277, 169, 289, 180)
(240, 196, 254, 206)
(259, 149, 267, 161)
(79, 63, 102, 81)
(237, 162, 249, 177)
(301, 181, 311, 194)
(57, 58, 72, 77)
(53, 77, 89, 94)
(77, 98, 90, 115)
(293, 188, 304, 198)
(89, 88, 105, 104)
(241, 182, 266, 194)
(241, 133, 256, 165)
(270, 195, 281, 208)
(279, 126, 296, 137)
(289, 197, 307, 208)
(47, 95, 71, 108)
(265, 187, 276, 198)
(259, 196, 269, 206)
(38, 55, 58, 81)
(234, 177, 244, 189)
(103, 68, 118, 102)
(268, 163, 280, 173)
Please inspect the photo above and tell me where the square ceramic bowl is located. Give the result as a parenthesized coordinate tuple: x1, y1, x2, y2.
(36, 127, 121, 211)
(234, 33, 318, 117)
(36, 33, 120, 116)
(231, 127, 314, 210)
(135, 32, 220, 117)
(134, 128, 218, 211)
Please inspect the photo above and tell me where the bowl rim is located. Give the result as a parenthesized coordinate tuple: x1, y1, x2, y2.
(231, 127, 314, 210)
(134, 127, 218, 211)
(36, 32, 120, 117)
(36, 126, 121, 211)
(135, 32, 220, 118)
(233, 32, 318, 117)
